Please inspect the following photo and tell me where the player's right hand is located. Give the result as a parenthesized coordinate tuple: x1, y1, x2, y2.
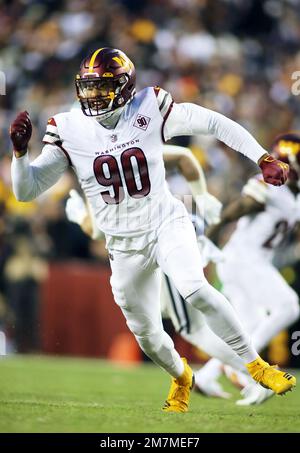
(259, 154, 289, 186)
(9, 111, 32, 156)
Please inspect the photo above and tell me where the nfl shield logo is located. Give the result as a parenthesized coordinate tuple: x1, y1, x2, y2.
(110, 134, 118, 142)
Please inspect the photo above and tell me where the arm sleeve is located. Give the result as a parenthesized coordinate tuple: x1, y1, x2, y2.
(164, 102, 268, 163)
(163, 144, 207, 196)
(11, 144, 69, 201)
(154, 87, 174, 119)
(162, 144, 207, 193)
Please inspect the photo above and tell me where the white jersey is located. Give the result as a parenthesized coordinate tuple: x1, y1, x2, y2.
(223, 174, 298, 261)
(44, 87, 186, 250)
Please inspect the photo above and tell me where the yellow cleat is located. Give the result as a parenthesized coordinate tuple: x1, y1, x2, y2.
(246, 357, 296, 395)
(162, 358, 194, 413)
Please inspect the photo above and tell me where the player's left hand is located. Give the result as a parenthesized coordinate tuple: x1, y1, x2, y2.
(259, 154, 289, 186)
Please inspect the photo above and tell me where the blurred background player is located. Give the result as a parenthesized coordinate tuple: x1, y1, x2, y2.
(195, 132, 300, 405)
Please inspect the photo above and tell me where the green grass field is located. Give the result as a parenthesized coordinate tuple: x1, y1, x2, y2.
(0, 355, 299, 433)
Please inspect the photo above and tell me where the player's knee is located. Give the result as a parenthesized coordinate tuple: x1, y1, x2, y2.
(176, 276, 208, 301)
(110, 281, 134, 311)
(185, 282, 220, 312)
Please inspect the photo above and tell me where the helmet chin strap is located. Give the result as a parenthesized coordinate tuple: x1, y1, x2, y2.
(95, 105, 125, 129)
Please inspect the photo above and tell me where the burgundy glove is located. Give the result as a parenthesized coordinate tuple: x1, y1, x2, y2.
(259, 154, 289, 186)
(10, 111, 32, 156)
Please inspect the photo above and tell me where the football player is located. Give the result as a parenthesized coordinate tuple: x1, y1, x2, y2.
(10, 47, 295, 413)
(197, 132, 300, 405)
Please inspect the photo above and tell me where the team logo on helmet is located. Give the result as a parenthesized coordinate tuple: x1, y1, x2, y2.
(112, 55, 134, 72)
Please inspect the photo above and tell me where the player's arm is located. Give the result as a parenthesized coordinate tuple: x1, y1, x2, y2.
(156, 88, 289, 186)
(65, 190, 104, 240)
(206, 178, 266, 242)
(163, 144, 206, 186)
(163, 144, 222, 224)
(10, 112, 69, 201)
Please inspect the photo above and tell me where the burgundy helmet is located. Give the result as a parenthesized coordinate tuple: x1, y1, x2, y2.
(271, 132, 300, 181)
(75, 47, 136, 117)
